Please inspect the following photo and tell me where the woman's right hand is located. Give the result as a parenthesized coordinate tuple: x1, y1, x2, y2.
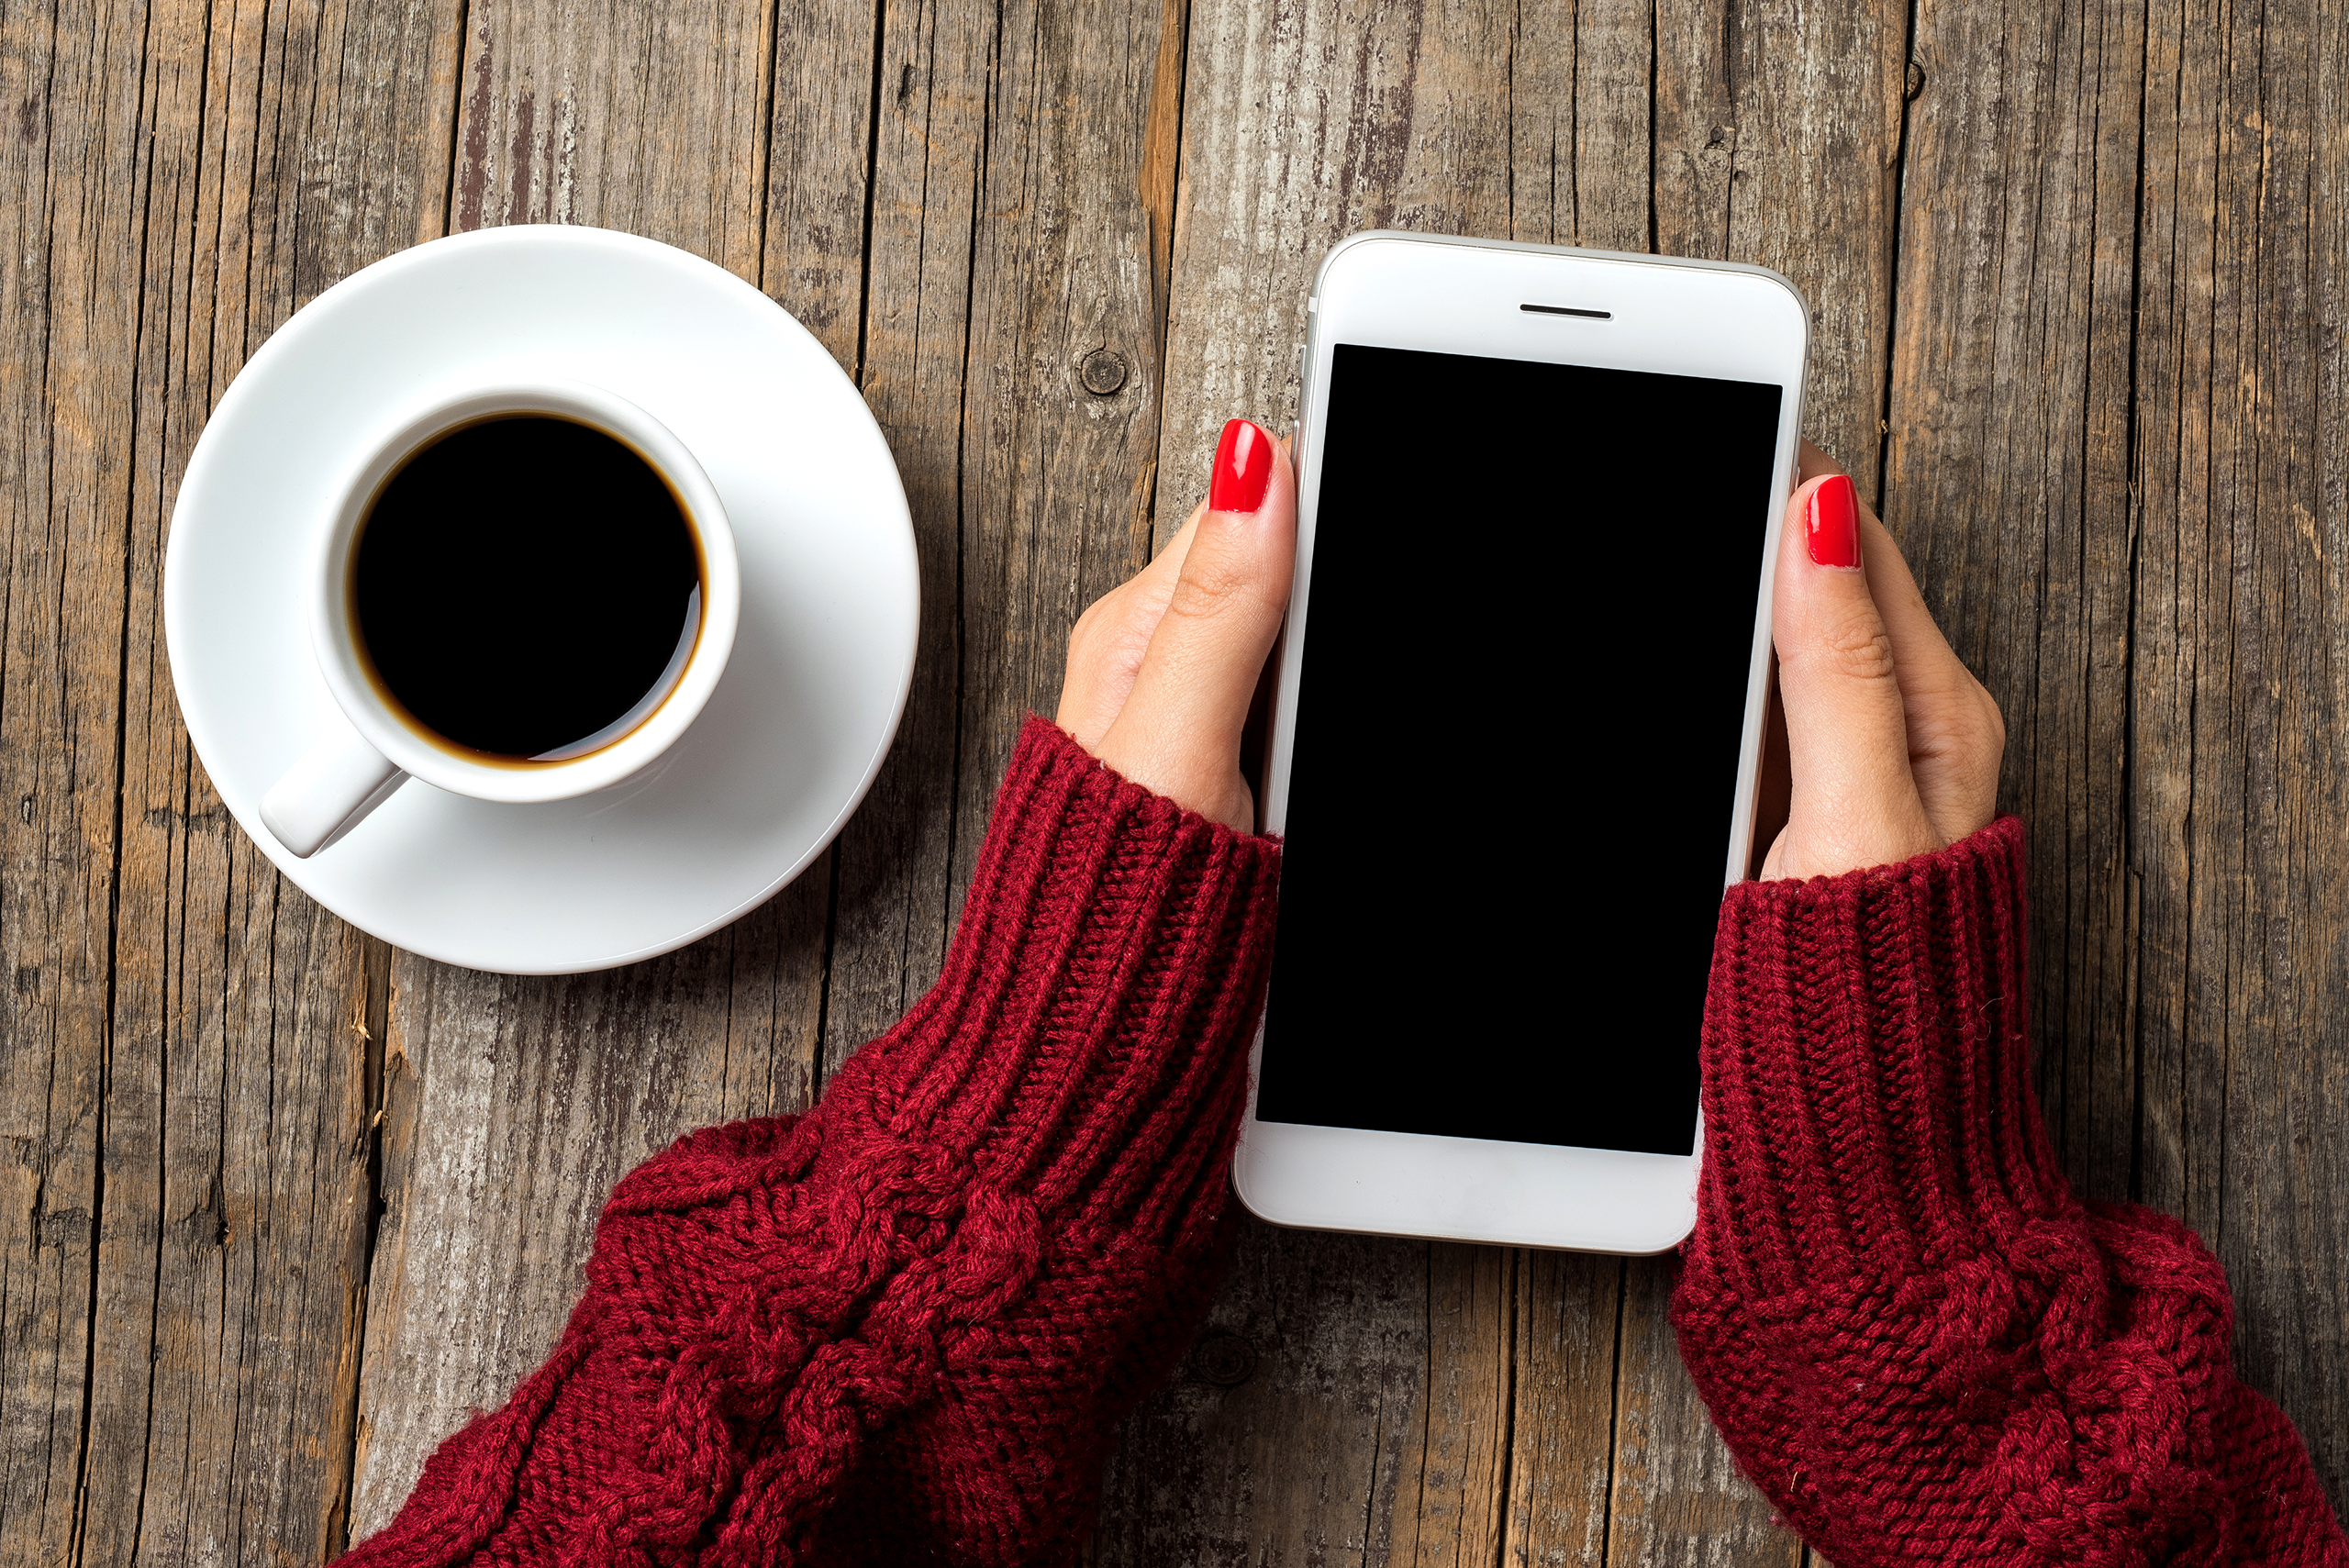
(1761, 440, 2006, 881)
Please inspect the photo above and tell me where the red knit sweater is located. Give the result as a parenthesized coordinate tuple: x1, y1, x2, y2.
(341, 718, 1283, 1565)
(1681, 818, 2348, 1565)
(342, 722, 2348, 1564)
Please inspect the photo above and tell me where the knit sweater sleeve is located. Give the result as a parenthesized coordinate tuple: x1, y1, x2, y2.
(340, 717, 1281, 1568)
(1674, 817, 2349, 1566)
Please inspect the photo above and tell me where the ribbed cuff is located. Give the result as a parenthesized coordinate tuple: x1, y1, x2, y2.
(1687, 817, 2071, 1302)
(818, 716, 1284, 1248)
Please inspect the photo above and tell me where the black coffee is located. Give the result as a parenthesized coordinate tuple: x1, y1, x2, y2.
(353, 416, 702, 761)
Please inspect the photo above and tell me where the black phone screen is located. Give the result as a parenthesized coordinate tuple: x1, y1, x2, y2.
(1252, 342, 1784, 1156)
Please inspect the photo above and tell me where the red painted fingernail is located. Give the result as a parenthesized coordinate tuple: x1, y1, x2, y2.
(1807, 474, 1861, 568)
(1209, 418, 1274, 513)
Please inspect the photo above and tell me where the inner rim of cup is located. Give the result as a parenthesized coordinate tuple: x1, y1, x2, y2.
(340, 404, 714, 772)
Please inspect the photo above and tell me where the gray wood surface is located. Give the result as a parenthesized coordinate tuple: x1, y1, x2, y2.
(1, 0, 2343, 1561)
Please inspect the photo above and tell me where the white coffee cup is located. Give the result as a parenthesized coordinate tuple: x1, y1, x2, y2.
(260, 378, 740, 858)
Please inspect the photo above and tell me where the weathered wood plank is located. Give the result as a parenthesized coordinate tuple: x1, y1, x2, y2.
(939, 0, 1181, 943)
(1884, 0, 2143, 1204)
(2128, 0, 2349, 1509)
(347, 0, 840, 1531)
(64, 0, 463, 1560)
(2129, 0, 2221, 1275)
(761, 0, 883, 373)
(1536, 0, 1649, 252)
(0, 0, 142, 1548)
(446, 0, 774, 270)
(812, 0, 991, 1082)
(1502, 1252, 1623, 1566)
(1654, 0, 1907, 496)
(1391, 1245, 1513, 1565)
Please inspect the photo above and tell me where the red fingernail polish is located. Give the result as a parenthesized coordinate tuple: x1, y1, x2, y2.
(1807, 474, 1861, 568)
(1209, 418, 1274, 513)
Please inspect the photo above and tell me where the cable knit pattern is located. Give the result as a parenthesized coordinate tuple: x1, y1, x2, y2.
(1675, 817, 2349, 1566)
(340, 717, 1282, 1567)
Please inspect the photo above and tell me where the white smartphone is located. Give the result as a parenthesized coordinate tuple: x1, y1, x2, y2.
(1233, 232, 1809, 1254)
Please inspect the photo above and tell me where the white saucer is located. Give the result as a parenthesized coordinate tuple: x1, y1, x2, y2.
(165, 227, 918, 974)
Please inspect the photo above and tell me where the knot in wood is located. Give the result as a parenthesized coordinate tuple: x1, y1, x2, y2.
(1905, 60, 1927, 101)
(1189, 1329, 1258, 1386)
(1079, 348, 1130, 396)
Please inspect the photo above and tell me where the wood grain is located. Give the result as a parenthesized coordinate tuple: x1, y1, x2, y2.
(92, 0, 460, 1550)
(6, 0, 2348, 1556)
(1391, 1245, 1513, 1566)
(0, 0, 141, 1547)
(936, 0, 1179, 950)
(2126, 0, 2349, 1506)
(1886, 0, 2143, 1199)
(447, 0, 774, 271)
(0, 0, 461, 1558)
(761, 0, 883, 371)
(813, 0, 991, 1081)
(1503, 1252, 1624, 1566)
(1655, 0, 1907, 493)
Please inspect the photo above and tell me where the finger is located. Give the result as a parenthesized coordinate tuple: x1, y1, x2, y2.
(1853, 514, 2001, 840)
(1768, 470, 1941, 879)
(1095, 419, 1296, 828)
(1797, 441, 1999, 840)
(1055, 501, 1205, 746)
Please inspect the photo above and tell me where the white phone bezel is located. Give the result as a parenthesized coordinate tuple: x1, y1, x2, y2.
(1235, 231, 1810, 1255)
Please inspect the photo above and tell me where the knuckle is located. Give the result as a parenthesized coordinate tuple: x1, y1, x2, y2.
(1067, 598, 1108, 656)
(1811, 610, 1899, 684)
(1165, 553, 1260, 625)
(1910, 709, 1982, 765)
(1976, 682, 2007, 747)
(1067, 589, 1145, 672)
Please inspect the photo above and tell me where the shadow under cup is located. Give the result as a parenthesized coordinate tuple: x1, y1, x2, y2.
(350, 412, 711, 765)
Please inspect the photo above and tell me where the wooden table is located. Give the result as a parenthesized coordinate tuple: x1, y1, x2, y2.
(5, 0, 2343, 1559)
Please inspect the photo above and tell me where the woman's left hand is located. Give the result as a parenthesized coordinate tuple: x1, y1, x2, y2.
(1762, 439, 2005, 879)
(1055, 419, 1297, 832)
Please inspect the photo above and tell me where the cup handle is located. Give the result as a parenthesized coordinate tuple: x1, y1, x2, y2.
(260, 724, 406, 857)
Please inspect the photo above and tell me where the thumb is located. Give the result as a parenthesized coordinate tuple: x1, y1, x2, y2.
(1765, 472, 1940, 880)
(1093, 419, 1295, 830)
